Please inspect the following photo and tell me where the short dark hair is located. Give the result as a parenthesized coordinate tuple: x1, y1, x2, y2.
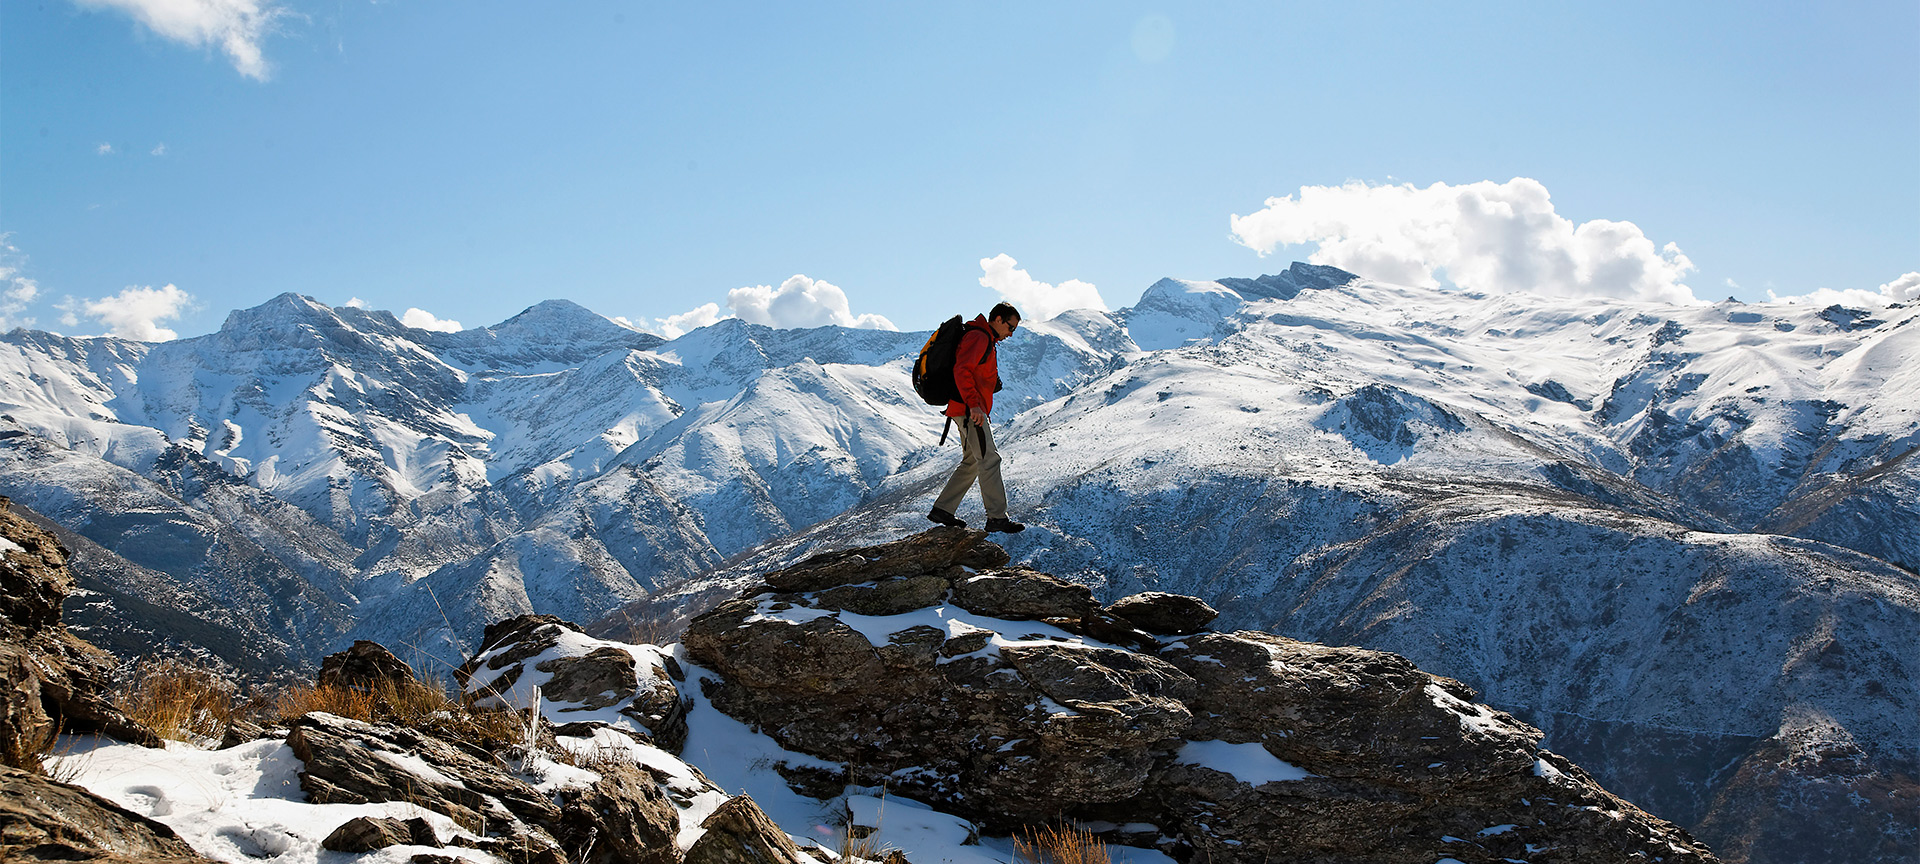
(989, 302, 1021, 324)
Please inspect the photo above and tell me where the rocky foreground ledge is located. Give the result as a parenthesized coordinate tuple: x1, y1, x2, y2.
(3, 506, 1719, 864)
(670, 527, 1716, 864)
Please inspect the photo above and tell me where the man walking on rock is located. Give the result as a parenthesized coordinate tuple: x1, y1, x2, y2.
(928, 302, 1025, 533)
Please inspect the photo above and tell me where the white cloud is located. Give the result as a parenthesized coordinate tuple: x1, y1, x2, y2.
(652, 302, 728, 339)
(97, 143, 115, 155)
(76, 284, 194, 341)
(342, 297, 369, 309)
(1883, 272, 1920, 303)
(0, 241, 40, 331)
(401, 307, 463, 332)
(56, 298, 82, 328)
(727, 275, 896, 331)
(1229, 178, 1700, 305)
(151, 143, 168, 156)
(74, 0, 287, 81)
(977, 254, 1107, 321)
(1765, 271, 1920, 308)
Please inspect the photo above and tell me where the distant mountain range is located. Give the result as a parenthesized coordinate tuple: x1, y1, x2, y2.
(1, 262, 1914, 863)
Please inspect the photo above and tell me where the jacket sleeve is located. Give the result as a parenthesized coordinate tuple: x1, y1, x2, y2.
(952, 329, 990, 411)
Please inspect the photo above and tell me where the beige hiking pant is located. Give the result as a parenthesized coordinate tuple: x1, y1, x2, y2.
(934, 416, 1007, 520)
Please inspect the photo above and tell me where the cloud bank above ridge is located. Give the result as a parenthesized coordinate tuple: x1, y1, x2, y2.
(1766, 271, 1920, 308)
(647, 274, 896, 339)
(978, 254, 1108, 322)
(1230, 178, 1699, 305)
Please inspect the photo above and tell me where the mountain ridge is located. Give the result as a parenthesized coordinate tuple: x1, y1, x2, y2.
(1, 268, 1915, 863)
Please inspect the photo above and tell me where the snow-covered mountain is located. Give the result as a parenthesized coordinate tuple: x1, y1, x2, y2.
(1, 264, 1915, 863)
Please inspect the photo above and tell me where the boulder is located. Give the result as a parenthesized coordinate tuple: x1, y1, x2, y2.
(682, 795, 808, 864)
(1106, 592, 1217, 635)
(316, 640, 419, 690)
(321, 815, 439, 852)
(0, 765, 218, 863)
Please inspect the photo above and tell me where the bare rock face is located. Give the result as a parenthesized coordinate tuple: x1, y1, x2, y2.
(0, 504, 159, 768)
(457, 614, 691, 753)
(0, 765, 218, 863)
(315, 640, 418, 690)
(685, 528, 1721, 864)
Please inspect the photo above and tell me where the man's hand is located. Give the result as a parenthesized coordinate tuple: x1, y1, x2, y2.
(968, 406, 986, 426)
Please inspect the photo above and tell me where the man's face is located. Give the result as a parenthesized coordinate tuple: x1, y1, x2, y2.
(991, 316, 1020, 339)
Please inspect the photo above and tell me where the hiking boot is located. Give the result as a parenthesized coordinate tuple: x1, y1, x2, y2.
(927, 507, 967, 528)
(985, 517, 1025, 534)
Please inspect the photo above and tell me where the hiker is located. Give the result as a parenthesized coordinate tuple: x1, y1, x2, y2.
(928, 302, 1026, 534)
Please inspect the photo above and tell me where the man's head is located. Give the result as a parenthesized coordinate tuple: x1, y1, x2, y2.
(988, 302, 1021, 339)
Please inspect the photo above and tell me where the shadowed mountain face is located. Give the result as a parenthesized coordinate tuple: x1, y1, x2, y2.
(2, 268, 1917, 863)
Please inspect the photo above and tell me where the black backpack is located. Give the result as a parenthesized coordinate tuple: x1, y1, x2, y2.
(912, 316, 996, 443)
(912, 315, 969, 406)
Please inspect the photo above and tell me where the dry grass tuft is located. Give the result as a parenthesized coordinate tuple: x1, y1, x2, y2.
(115, 659, 237, 742)
(1015, 824, 1111, 864)
(267, 676, 462, 726)
(603, 600, 687, 647)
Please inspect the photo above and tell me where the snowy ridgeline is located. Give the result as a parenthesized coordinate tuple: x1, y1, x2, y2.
(0, 264, 1913, 672)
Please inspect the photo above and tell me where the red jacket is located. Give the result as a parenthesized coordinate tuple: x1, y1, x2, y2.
(945, 316, 1001, 419)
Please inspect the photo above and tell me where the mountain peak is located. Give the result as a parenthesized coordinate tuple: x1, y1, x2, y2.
(214, 292, 371, 339)
(426, 298, 662, 368)
(1217, 261, 1360, 301)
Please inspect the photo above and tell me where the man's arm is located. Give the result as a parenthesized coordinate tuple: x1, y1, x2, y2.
(953, 329, 989, 425)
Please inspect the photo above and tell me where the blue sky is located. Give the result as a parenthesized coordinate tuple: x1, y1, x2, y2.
(3, 1, 1916, 340)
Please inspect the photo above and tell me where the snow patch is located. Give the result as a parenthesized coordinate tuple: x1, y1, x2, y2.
(1175, 739, 1314, 785)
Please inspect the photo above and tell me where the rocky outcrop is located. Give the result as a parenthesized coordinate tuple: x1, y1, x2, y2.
(0, 503, 159, 766)
(685, 528, 1720, 864)
(0, 766, 219, 863)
